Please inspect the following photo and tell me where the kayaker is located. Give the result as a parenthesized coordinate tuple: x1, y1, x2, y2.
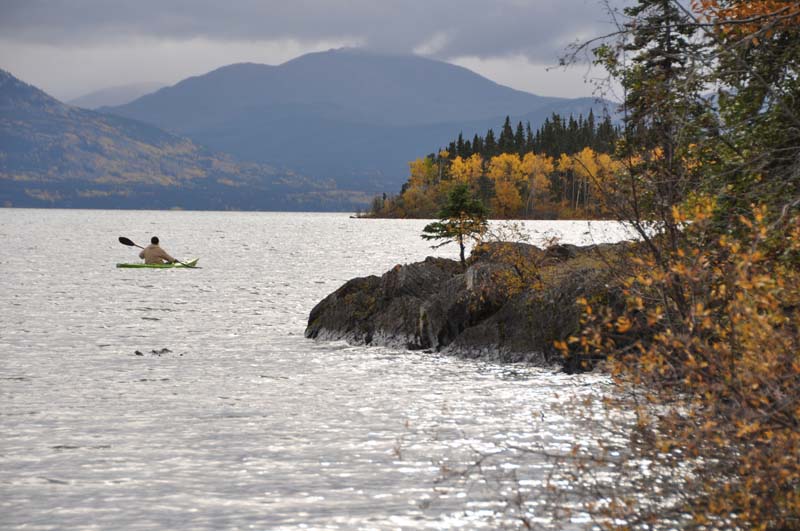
(139, 236, 178, 264)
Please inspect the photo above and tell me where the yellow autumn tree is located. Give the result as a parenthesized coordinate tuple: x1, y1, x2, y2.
(450, 153, 484, 184)
(407, 157, 437, 189)
(402, 157, 439, 217)
(487, 152, 525, 183)
(487, 153, 526, 217)
(466, 153, 484, 181)
(568, 147, 626, 215)
(572, 147, 599, 181)
(449, 156, 469, 183)
(401, 184, 437, 217)
(557, 152, 573, 172)
(568, 147, 598, 211)
(590, 152, 622, 215)
(553, 153, 574, 212)
(435, 149, 450, 184)
(492, 180, 524, 218)
(520, 152, 554, 215)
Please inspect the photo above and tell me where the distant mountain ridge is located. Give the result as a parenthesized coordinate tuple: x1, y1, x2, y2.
(1, 50, 613, 211)
(68, 82, 164, 109)
(0, 69, 358, 210)
(106, 49, 612, 192)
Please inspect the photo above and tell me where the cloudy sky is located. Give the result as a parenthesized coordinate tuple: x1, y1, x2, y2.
(0, 0, 625, 102)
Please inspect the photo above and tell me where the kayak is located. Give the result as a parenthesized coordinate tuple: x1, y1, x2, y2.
(116, 258, 200, 269)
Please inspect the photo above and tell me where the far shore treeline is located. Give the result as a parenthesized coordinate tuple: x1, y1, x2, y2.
(364, 112, 620, 219)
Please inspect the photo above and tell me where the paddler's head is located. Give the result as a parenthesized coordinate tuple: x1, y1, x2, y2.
(151, 236, 159, 245)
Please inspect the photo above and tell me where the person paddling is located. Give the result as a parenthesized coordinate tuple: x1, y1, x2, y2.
(139, 236, 178, 264)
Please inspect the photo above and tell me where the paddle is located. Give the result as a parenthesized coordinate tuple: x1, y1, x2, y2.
(118, 236, 144, 249)
(118, 236, 194, 267)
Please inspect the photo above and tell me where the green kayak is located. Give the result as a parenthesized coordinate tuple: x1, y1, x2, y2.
(116, 258, 200, 269)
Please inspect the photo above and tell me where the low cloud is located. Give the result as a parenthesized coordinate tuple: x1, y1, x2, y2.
(0, 0, 624, 100)
(0, 0, 619, 64)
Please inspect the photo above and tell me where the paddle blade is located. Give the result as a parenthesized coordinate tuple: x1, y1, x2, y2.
(119, 236, 136, 247)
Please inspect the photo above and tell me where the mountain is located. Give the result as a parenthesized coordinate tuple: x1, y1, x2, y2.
(0, 69, 361, 210)
(106, 49, 611, 193)
(68, 82, 164, 109)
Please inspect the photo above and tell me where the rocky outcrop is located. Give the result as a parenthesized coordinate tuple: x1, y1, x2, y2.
(305, 241, 629, 368)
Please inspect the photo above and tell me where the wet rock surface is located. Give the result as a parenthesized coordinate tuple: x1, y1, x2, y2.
(306, 241, 630, 369)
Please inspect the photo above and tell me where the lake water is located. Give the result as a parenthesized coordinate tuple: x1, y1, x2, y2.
(0, 210, 633, 530)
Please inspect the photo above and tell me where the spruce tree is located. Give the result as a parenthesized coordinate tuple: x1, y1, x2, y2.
(498, 116, 515, 153)
(456, 133, 465, 158)
(447, 142, 457, 159)
(615, 0, 705, 175)
(484, 129, 497, 157)
(421, 183, 488, 267)
(472, 134, 484, 157)
(514, 121, 526, 155)
(525, 122, 535, 153)
(596, 116, 617, 153)
(567, 115, 579, 153)
(591, 0, 706, 314)
(463, 139, 473, 158)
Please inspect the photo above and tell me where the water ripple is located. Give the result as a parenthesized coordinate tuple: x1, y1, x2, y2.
(0, 210, 634, 530)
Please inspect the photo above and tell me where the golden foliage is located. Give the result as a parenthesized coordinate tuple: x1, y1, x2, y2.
(693, 0, 800, 37)
(449, 154, 484, 183)
(401, 184, 437, 217)
(491, 180, 524, 218)
(408, 157, 437, 188)
(371, 148, 622, 219)
(521, 152, 555, 212)
(561, 203, 800, 528)
(487, 152, 526, 183)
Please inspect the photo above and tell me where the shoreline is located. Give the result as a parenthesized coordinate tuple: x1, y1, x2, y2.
(306, 240, 631, 372)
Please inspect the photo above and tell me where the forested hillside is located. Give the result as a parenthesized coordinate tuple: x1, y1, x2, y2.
(104, 49, 608, 193)
(0, 69, 358, 210)
(366, 112, 619, 219)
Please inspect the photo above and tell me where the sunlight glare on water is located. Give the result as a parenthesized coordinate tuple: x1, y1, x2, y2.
(0, 210, 634, 530)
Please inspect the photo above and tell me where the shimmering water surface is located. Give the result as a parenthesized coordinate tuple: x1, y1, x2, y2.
(0, 210, 633, 530)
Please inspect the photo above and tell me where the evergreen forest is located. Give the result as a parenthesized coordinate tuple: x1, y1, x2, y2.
(367, 112, 621, 219)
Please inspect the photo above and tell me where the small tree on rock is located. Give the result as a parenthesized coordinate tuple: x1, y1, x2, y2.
(421, 183, 488, 267)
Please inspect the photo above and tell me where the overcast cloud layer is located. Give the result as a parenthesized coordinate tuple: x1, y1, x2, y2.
(0, 0, 623, 100)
